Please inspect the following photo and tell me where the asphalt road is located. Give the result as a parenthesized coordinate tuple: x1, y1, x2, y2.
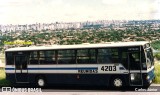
(0, 84, 160, 95)
(0, 84, 160, 92)
(41, 84, 160, 92)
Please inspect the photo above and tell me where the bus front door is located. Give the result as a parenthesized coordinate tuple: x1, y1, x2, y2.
(128, 52, 143, 86)
(15, 55, 29, 83)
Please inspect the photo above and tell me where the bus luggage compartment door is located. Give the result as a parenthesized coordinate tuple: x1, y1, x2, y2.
(15, 55, 29, 83)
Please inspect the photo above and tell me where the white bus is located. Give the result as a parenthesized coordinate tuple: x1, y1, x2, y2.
(5, 41, 155, 88)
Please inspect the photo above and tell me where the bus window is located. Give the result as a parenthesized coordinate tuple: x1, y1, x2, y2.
(111, 49, 119, 63)
(129, 52, 140, 70)
(146, 48, 154, 69)
(6, 52, 14, 65)
(77, 49, 97, 64)
(141, 49, 147, 69)
(131, 53, 140, 62)
(89, 49, 97, 64)
(121, 52, 128, 69)
(29, 51, 39, 64)
(58, 50, 75, 64)
(98, 48, 119, 63)
(39, 50, 56, 64)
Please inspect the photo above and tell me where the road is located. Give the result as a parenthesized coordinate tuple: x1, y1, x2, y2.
(0, 84, 160, 92)
(0, 85, 160, 95)
(41, 84, 160, 92)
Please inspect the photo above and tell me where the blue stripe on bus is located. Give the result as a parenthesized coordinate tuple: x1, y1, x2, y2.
(5, 67, 98, 70)
(28, 67, 98, 70)
(5, 68, 15, 70)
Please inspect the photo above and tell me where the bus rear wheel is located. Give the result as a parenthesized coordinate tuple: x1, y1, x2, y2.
(110, 77, 124, 88)
(37, 77, 46, 87)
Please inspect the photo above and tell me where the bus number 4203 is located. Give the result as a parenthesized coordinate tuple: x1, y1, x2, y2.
(101, 66, 116, 71)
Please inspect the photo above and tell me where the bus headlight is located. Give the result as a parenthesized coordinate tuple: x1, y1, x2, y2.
(146, 75, 150, 80)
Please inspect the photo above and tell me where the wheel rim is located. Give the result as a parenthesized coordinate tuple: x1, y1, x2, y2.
(38, 79, 45, 87)
(113, 78, 122, 87)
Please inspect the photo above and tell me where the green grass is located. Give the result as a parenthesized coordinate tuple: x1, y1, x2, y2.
(153, 61, 160, 84)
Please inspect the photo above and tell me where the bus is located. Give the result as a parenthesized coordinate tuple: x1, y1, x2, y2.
(5, 41, 155, 88)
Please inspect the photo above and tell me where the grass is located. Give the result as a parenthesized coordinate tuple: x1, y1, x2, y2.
(153, 61, 160, 84)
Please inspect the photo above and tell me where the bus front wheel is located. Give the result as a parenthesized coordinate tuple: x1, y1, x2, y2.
(37, 77, 46, 87)
(110, 77, 124, 88)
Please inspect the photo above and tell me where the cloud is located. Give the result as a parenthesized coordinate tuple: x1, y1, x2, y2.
(102, 0, 127, 5)
(0, 0, 160, 24)
(101, 0, 158, 20)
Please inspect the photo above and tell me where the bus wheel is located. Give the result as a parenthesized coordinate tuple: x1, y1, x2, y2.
(111, 77, 124, 88)
(37, 77, 46, 87)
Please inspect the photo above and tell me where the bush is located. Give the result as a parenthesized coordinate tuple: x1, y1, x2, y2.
(0, 79, 11, 87)
(154, 53, 160, 60)
(153, 63, 160, 84)
(151, 40, 160, 50)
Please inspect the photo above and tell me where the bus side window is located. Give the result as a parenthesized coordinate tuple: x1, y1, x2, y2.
(6, 52, 14, 65)
(141, 50, 147, 69)
(111, 49, 119, 63)
(77, 49, 97, 64)
(121, 52, 128, 69)
(58, 50, 76, 64)
(39, 51, 56, 64)
(29, 51, 39, 64)
(77, 49, 89, 64)
(89, 49, 97, 64)
(98, 48, 119, 64)
(129, 52, 140, 70)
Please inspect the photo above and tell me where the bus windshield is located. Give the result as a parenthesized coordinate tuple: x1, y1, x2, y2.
(146, 48, 154, 69)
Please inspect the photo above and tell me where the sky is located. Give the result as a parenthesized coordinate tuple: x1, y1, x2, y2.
(0, 0, 160, 25)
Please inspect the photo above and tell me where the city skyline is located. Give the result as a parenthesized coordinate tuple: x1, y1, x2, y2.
(0, 0, 160, 25)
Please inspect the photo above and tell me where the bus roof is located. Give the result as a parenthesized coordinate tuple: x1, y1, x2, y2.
(5, 41, 149, 52)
